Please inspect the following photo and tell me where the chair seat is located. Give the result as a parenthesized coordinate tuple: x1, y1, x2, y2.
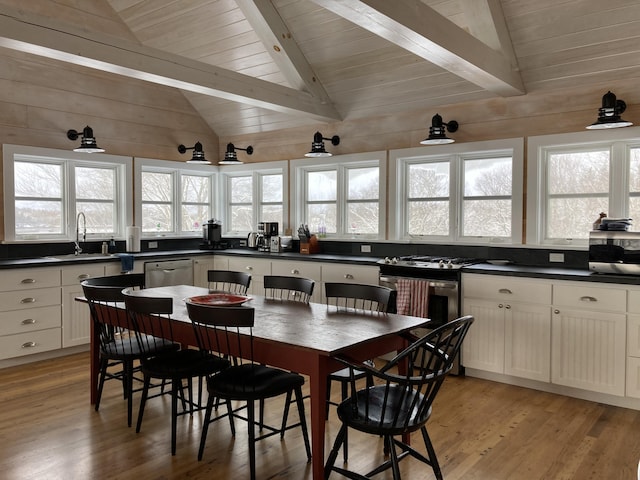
(337, 385, 432, 436)
(141, 349, 229, 380)
(101, 335, 177, 360)
(209, 364, 304, 400)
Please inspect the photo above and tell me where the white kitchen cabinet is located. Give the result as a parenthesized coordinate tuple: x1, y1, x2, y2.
(0, 267, 62, 360)
(320, 263, 379, 301)
(271, 259, 322, 302)
(227, 256, 271, 294)
(193, 255, 226, 288)
(61, 263, 107, 347)
(627, 286, 640, 398)
(104, 259, 144, 276)
(462, 274, 552, 381)
(551, 282, 626, 396)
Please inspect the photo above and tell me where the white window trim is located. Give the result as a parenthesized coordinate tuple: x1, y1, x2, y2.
(389, 138, 523, 245)
(134, 157, 217, 239)
(218, 160, 288, 237)
(291, 151, 387, 241)
(526, 126, 640, 248)
(2, 144, 132, 243)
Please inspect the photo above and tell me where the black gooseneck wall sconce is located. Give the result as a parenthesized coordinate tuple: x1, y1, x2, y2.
(178, 141, 211, 164)
(67, 126, 105, 153)
(586, 91, 633, 130)
(219, 143, 254, 165)
(420, 114, 458, 145)
(305, 131, 340, 157)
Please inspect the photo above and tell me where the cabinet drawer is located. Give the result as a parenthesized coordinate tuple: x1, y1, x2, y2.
(321, 264, 378, 284)
(0, 287, 61, 312)
(463, 275, 551, 304)
(62, 264, 106, 285)
(228, 257, 271, 277)
(271, 260, 321, 280)
(0, 305, 61, 336)
(0, 268, 60, 291)
(0, 328, 62, 360)
(553, 283, 626, 312)
(628, 287, 640, 314)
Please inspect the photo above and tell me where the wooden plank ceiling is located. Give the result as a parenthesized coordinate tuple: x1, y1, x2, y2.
(1, 0, 640, 137)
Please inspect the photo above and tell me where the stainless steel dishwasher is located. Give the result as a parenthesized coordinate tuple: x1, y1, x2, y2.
(144, 258, 194, 287)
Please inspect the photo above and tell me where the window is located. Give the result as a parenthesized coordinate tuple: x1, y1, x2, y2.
(389, 139, 523, 244)
(527, 128, 640, 246)
(292, 152, 386, 239)
(220, 161, 287, 235)
(3, 144, 131, 242)
(135, 158, 215, 237)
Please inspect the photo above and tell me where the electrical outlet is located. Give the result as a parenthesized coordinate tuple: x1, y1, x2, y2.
(239, 240, 247, 247)
(549, 252, 564, 263)
(361, 245, 372, 253)
(148, 241, 158, 249)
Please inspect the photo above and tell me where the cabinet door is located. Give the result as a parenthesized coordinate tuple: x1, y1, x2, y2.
(227, 257, 271, 294)
(193, 256, 217, 288)
(504, 303, 551, 381)
(62, 284, 91, 347)
(551, 308, 626, 396)
(461, 298, 505, 374)
(271, 260, 322, 302)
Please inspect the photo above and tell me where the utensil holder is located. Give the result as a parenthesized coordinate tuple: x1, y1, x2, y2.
(300, 235, 319, 254)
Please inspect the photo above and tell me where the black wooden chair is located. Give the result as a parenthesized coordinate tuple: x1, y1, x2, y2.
(81, 273, 174, 427)
(186, 301, 312, 480)
(264, 274, 315, 303)
(263, 275, 315, 434)
(207, 270, 251, 294)
(123, 290, 230, 455)
(324, 315, 474, 480)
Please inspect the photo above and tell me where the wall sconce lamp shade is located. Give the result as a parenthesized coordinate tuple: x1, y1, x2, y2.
(305, 131, 340, 157)
(586, 91, 633, 129)
(178, 141, 211, 164)
(420, 114, 459, 145)
(219, 143, 254, 165)
(67, 126, 105, 153)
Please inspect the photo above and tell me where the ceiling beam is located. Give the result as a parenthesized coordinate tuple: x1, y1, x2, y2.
(0, 6, 342, 122)
(308, 0, 525, 97)
(236, 0, 333, 104)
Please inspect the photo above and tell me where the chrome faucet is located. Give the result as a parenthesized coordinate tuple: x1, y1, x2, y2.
(75, 212, 86, 255)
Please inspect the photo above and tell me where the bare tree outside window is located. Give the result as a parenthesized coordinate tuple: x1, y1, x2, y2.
(141, 171, 173, 233)
(229, 175, 253, 232)
(406, 162, 449, 236)
(260, 174, 283, 225)
(307, 170, 337, 233)
(181, 174, 210, 232)
(347, 167, 379, 235)
(14, 161, 63, 235)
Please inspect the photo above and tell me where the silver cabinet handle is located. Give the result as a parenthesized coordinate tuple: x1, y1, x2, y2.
(499, 288, 512, 294)
(21, 297, 36, 304)
(21, 278, 36, 284)
(344, 273, 354, 279)
(505, 304, 511, 309)
(498, 304, 504, 308)
(21, 318, 36, 325)
(77, 274, 91, 280)
(291, 269, 300, 275)
(580, 296, 597, 302)
(21, 341, 37, 349)
(246, 266, 253, 271)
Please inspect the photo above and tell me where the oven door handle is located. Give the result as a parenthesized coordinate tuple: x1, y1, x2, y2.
(379, 276, 457, 290)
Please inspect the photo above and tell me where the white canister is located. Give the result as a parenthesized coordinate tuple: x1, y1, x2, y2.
(126, 226, 141, 252)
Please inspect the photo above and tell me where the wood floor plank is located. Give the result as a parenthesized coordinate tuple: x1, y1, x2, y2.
(1, 352, 640, 479)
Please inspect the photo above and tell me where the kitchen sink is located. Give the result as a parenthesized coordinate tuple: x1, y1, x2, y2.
(44, 253, 116, 260)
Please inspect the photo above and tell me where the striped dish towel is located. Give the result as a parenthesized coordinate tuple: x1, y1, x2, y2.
(395, 278, 430, 318)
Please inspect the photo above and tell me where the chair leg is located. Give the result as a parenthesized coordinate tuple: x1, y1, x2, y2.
(197, 394, 216, 461)
(123, 360, 135, 427)
(421, 426, 443, 480)
(259, 398, 265, 431)
(294, 386, 312, 461)
(324, 423, 347, 479)
(136, 375, 151, 433)
(171, 378, 179, 456)
(281, 390, 293, 438)
(386, 435, 402, 480)
(247, 399, 257, 480)
(95, 357, 108, 412)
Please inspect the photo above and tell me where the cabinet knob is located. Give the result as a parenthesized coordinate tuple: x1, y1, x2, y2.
(505, 304, 511, 309)
(21, 297, 36, 304)
(498, 288, 513, 294)
(498, 304, 504, 308)
(554, 309, 560, 314)
(344, 274, 354, 279)
(291, 269, 299, 275)
(21, 341, 37, 349)
(21, 318, 36, 325)
(77, 274, 90, 280)
(246, 266, 253, 271)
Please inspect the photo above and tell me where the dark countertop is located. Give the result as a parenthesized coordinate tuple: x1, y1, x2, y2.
(462, 263, 640, 286)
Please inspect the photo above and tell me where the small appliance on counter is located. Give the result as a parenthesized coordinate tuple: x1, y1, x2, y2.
(258, 222, 278, 252)
(201, 219, 227, 250)
(589, 230, 640, 274)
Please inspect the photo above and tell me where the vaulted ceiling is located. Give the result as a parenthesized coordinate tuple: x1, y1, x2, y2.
(1, 0, 639, 138)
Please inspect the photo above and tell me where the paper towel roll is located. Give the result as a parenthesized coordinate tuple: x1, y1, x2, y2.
(126, 226, 141, 252)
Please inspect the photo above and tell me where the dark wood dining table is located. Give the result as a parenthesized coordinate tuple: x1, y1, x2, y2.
(85, 284, 430, 480)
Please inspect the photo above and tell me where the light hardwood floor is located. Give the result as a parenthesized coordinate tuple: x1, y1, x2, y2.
(1, 352, 639, 480)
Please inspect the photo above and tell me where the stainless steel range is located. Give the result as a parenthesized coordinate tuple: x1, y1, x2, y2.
(378, 255, 480, 375)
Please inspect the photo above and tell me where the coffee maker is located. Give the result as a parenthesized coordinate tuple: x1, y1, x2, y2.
(201, 219, 224, 249)
(258, 222, 278, 252)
